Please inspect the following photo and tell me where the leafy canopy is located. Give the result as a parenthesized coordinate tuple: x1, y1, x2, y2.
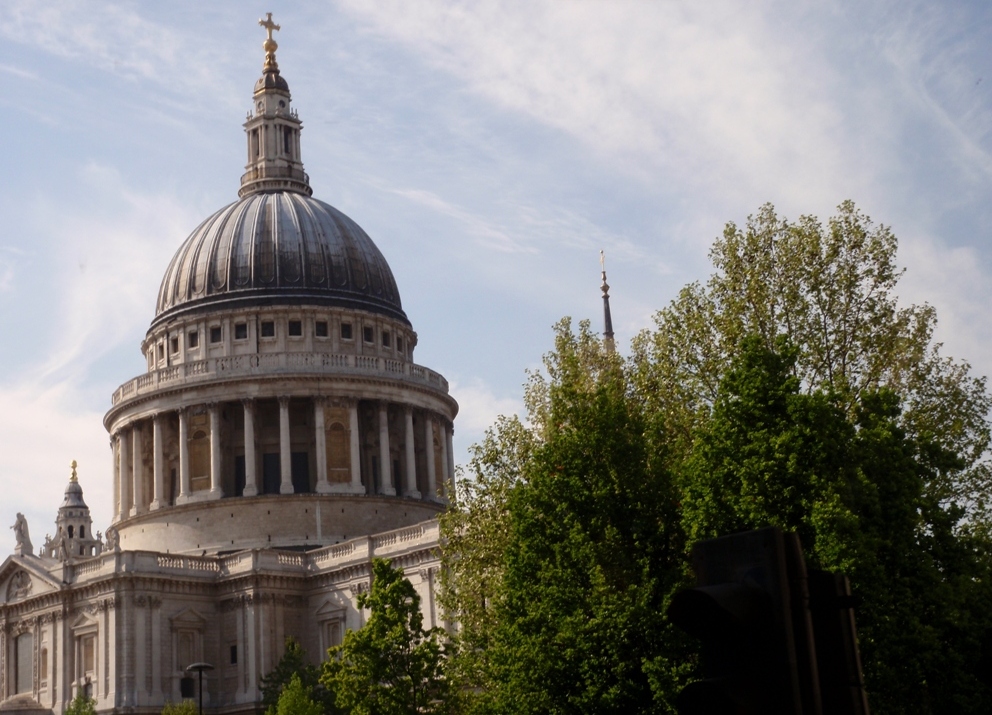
(321, 558, 452, 715)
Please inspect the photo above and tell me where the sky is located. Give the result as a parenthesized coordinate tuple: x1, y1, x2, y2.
(0, 0, 990, 546)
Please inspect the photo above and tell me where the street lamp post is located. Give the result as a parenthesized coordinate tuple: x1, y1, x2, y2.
(185, 662, 215, 715)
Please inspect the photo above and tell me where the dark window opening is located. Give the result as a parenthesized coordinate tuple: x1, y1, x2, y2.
(210, 326, 222, 343)
(171, 336, 179, 353)
(235, 456, 246, 497)
(261, 321, 275, 338)
(363, 326, 374, 343)
(68, 526, 74, 538)
(188, 331, 199, 348)
(283, 128, 291, 154)
(157, 344, 164, 360)
(382, 331, 391, 348)
(80, 526, 84, 538)
(315, 321, 328, 338)
(396, 337, 403, 353)
(288, 320, 302, 337)
(230, 645, 238, 665)
(292, 452, 311, 494)
(340, 323, 353, 340)
(262, 453, 280, 494)
(235, 323, 248, 340)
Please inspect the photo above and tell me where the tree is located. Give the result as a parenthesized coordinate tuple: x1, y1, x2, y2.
(161, 701, 198, 715)
(260, 636, 333, 715)
(274, 674, 324, 715)
(443, 319, 691, 714)
(65, 694, 96, 715)
(321, 558, 452, 715)
(630, 201, 992, 519)
(680, 336, 992, 713)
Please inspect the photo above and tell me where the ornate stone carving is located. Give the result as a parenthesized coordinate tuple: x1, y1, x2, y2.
(349, 581, 369, 597)
(11, 513, 33, 556)
(6, 571, 32, 601)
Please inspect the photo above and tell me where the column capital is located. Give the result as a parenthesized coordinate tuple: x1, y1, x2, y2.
(278, 395, 292, 408)
(240, 397, 255, 410)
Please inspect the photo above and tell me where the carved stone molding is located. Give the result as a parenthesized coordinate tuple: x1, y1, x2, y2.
(6, 571, 32, 601)
(349, 581, 369, 597)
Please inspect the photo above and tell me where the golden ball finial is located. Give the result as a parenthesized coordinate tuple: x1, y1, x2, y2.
(70, 459, 78, 482)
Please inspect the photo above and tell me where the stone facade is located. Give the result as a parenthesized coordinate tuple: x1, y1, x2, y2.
(0, 17, 453, 715)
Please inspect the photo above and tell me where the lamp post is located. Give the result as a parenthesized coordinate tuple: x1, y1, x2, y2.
(185, 662, 215, 715)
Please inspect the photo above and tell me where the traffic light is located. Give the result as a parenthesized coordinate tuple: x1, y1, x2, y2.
(668, 527, 870, 715)
(667, 527, 820, 715)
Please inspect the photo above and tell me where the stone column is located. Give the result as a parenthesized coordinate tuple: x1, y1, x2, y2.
(315, 399, 332, 494)
(378, 403, 395, 496)
(118, 428, 131, 520)
(151, 415, 164, 510)
(404, 408, 420, 498)
(439, 421, 451, 502)
(130, 425, 144, 516)
(242, 399, 258, 497)
(349, 401, 362, 493)
(278, 396, 293, 494)
(208, 403, 222, 498)
(424, 417, 437, 499)
(177, 408, 191, 504)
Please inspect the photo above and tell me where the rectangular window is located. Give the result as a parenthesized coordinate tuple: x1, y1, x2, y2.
(235, 323, 248, 340)
(363, 326, 374, 343)
(288, 320, 303, 337)
(340, 323, 353, 340)
(83, 635, 95, 674)
(16, 633, 33, 694)
(188, 331, 199, 348)
(230, 644, 238, 665)
(396, 336, 403, 353)
(382, 331, 391, 348)
(171, 336, 179, 353)
(315, 321, 328, 338)
(261, 321, 275, 338)
(157, 344, 165, 360)
(210, 326, 222, 343)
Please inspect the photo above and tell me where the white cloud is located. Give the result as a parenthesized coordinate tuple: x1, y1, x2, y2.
(448, 376, 523, 464)
(26, 164, 197, 383)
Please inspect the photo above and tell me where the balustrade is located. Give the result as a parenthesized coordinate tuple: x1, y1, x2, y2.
(111, 352, 449, 406)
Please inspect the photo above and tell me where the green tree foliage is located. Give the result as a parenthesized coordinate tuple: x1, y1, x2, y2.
(321, 558, 452, 715)
(442, 202, 992, 714)
(274, 674, 324, 715)
(444, 320, 691, 714)
(681, 336, 992, 713)
(630, 201, 992, 517)
(260, 637, 329, 714)
(161, 700, 198, 715)
(65, 694, 97, 715)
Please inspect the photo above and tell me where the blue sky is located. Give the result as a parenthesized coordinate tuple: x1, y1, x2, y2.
(1, 0, 990, 544)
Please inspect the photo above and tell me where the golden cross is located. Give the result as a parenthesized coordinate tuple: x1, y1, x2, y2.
(259, 13, 280, 42)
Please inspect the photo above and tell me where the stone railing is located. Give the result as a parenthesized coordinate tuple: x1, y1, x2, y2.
(64, 520, 440, 583)
(111, 352, 449, 406)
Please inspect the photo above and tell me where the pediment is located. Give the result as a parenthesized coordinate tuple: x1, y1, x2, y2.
(315, 597, 347, 619)
(170, 607, 207, 628)
(0, 556, 60, 605)
(69, 610, 99, 630)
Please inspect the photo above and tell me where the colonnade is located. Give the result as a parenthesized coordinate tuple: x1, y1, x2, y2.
(111, 397, 454, 523)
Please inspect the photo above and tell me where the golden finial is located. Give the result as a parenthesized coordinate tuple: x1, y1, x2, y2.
(70, 460, 78, 482)
(259, 12, 281, 68)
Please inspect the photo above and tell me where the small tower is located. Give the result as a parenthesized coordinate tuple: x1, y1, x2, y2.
(239, 13, 312, 197)
(600, 251, 615, 353)
(50, 461, 102, 561)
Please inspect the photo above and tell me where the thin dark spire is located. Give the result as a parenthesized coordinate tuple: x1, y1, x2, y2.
(600, 250, 615, 353)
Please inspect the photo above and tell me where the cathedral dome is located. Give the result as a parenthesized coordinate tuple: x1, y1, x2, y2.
(153, 192, 407, 328)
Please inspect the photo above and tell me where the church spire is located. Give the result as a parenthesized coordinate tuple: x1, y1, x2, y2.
(600, 251, 615, 353)
(239, 14, 313, 198)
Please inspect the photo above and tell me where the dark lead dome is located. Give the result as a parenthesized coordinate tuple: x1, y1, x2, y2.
(153, 192, 407, 328)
